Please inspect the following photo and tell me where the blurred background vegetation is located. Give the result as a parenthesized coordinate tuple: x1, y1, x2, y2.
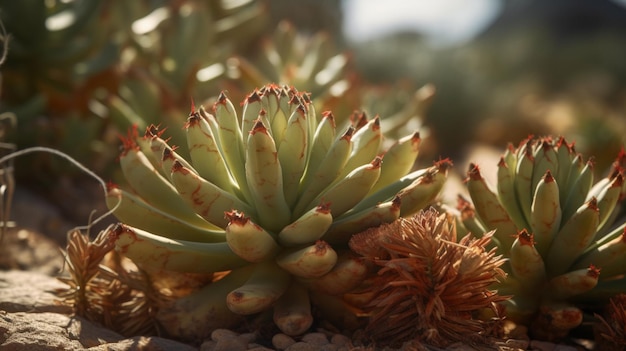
(0, 0, 625, 235)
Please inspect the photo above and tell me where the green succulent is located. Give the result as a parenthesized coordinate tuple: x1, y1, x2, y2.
(459, 136, 626, 340)
(106, 84, 448, 339)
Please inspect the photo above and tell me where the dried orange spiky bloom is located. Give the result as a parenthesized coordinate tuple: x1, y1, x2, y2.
(57, 225, 162, 336)
(349, 208, 508, 348)
(594, 294, 626, 351)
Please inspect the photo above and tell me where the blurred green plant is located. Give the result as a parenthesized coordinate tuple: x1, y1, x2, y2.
(96, 0, 267, 140)
(224, 20, 356, 122)
(0, 0, 268, 198)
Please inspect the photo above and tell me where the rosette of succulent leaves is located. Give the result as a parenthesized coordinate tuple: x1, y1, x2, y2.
(105, 84, 449, 339)
(459, 136, 625, 340)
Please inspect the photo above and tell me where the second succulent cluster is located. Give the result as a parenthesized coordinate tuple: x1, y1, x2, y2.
(460, 136, 626, 339)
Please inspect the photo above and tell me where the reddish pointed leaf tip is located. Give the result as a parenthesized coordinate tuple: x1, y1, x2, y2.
(118, 125, 140, 155)
(171, 160, 186, 173)
(250, 118, 267, 134)
(341, 126, 355, 140)
(456, 195, 472, 210)
(145, 124, 167, 139)
(316, 202, 332, 214)
(111, 223, 125, 240)
(190, 97, 196, 114)
(435, 158, 453, 171)
(244, 90, 262, 106)
(587, 265, 601, 279)
(391, 195, 402, 209)
(587, 197, 599, 211)
(411, 131, 421, 142)
(217, 91, 228, 103)
(110, 223, 136, 244)
(611, 172, 624, 187)
(498, 157, 507, 168)
(371, 156, 383, 168)
(372, 115, 381, 130)
(350, 111, 368, 129)
(467, 163, 483, 180)
(224, 210, 248, 225)
(185, 111, 201, 129)
(321, 111, 337, 128)
(313, 240, 330, 253)
(543, 170, 555, 182)
(162, 147, 174, 161)
(106, 182, 119, 192)
(296, 104, 307, 116)
(517, 229, 535, 246)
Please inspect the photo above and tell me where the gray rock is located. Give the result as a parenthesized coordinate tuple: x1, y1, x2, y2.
(0, 270, 196, 351)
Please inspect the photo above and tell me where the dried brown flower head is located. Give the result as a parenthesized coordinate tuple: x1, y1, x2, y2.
(594, 294, 626, 351)
(349, 208, 508, 348)
(57, 225, 162, 336)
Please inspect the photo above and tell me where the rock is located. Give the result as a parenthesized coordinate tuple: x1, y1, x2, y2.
(330, 333, 351, 347)
(211, 328, 238, 341)
(0, 270, 196, 351)
(272, 333, 296, 350)
(0, 270, 71, 314)
(0, 228, 64, 276)
(0, 311, 123, 350)
(87, 336, 197, 351)
(300, 332, 329, 345)
(284, 342, 317, 351)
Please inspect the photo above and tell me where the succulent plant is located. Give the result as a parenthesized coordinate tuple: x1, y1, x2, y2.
(94, 0, 267, 158)
(459, 136, 626, 339)
(347, 208, 507, 349)
(105, 84, 447, 339)
(226, 21, 353, 113)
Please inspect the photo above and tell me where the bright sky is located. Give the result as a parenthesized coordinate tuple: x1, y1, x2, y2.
(342, 0, 502, 46)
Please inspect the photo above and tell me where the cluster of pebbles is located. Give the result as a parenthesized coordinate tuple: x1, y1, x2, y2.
(200, 328, 356, 351)
(199, 327, 586, 351)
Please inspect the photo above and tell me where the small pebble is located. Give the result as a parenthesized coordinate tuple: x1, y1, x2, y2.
(273, 333, 296, 350)
(199, 340, 217, 351)
(248, 347, 276, 351)
(239, 332, 258, 343)
(301, 332, 329, 345)
(211, 328, 238, 341)
(330, 333, 352, 347)
(285, 341, 317, 351)
(212, 337, 248, 351)
(530, 340, 557, 351)
(318, 344, 339, 351)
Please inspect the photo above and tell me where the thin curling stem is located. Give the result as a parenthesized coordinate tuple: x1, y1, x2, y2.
(0, 146, 120, 236)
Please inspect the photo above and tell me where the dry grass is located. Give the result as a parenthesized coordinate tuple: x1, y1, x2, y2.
(56, 225, 162, 337)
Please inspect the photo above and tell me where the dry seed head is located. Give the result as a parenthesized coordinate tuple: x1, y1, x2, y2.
(350, 208, 507, 348)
